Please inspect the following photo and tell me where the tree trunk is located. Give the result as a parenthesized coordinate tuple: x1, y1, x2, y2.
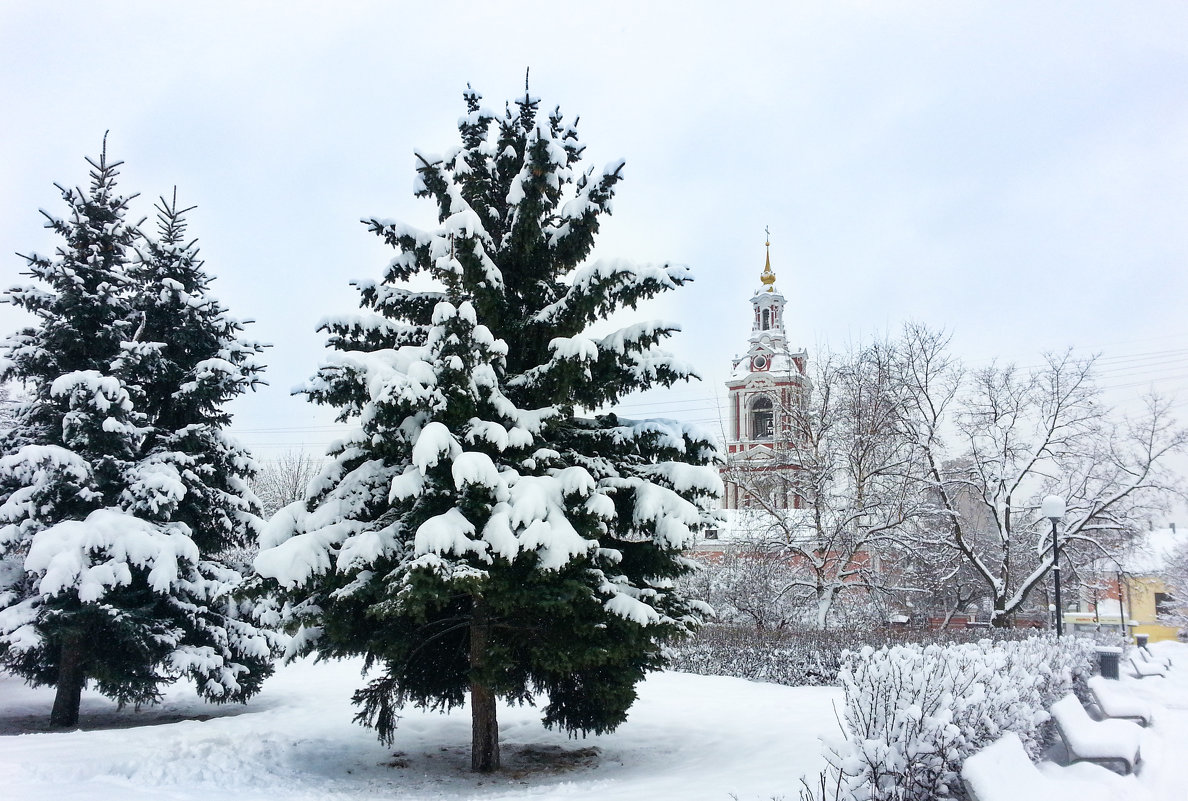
(991, 602, 1010, 629)
(470, 595, 499, 772)
(815, 585, 835, 630)
(50, 632, 85, 728)
(939, 607, 956, 631)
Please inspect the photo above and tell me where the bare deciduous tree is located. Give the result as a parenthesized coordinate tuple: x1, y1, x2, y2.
(899, 323, 1186, 626)
(725, 340, 928, 628)
(251, 450, 324, 518)
(686, 533, 807, 630)
(1160, 537, 1188, 628)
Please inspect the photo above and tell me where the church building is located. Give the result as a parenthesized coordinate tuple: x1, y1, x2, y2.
(721, 238, 811, 511)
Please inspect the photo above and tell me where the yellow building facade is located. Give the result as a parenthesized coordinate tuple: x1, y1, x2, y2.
(1123, 574, 1180, 643)
(1072, 527, 1184, 643)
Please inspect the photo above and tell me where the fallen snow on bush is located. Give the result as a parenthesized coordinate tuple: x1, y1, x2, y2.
(822, 636, 1096, 801)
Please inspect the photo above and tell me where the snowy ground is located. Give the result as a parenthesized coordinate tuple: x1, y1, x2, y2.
(1, 642, 1184, 801)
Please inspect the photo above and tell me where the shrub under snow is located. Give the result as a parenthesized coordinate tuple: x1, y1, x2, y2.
(813, 636, 1096, 801)
(668, 625, 1073, 688)
(668, 625, 854, 686)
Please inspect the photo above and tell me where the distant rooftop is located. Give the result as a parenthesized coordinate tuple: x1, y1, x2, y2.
(1119, 526, 1184, 573)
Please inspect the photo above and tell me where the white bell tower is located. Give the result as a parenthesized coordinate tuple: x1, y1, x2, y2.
(722, 234, 809, 510)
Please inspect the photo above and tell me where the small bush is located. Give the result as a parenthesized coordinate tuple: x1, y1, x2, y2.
(822, 636, 1095, 801)
(672, 627, 1097, 801)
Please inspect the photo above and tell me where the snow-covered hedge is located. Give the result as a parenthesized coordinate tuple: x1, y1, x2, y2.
(811, 636, 1096, 801)
(668, 625, 1058, 688)
(668, 626, 854, 686)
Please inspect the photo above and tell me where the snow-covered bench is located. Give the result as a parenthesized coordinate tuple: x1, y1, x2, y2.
(1129, 653, 1167, 678)
(1138, 645, 1171, 669)
(1050, 694, 1142, 775)
(961, 732, 1112, 801)
(1086, 675, 1152, 726)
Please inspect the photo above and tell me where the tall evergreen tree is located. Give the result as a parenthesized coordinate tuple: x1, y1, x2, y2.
(122, 190, 267, 556)
(0, 143, 276, 727)
(255, 86, 720, 771)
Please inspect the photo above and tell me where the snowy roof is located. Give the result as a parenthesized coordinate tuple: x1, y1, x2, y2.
(728, 346, 807, 383)
(1119, 527, 1185, 574)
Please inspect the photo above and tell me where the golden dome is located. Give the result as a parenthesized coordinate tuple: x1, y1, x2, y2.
(760, 233, 776, 292)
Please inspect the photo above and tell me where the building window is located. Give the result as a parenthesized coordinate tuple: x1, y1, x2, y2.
(750, 396, 774, 440)
(761, 308, 771, 330)
(704, 528, 719, 540)
(1156, 592, 1176, 617)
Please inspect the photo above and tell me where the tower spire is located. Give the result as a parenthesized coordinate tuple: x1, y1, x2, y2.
(760, 226, 776, 292)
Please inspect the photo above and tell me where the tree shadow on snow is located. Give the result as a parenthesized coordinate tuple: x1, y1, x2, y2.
(382, 742, 606, 784)
(504, 744, 603, 776)
(0, 697, 279, 736)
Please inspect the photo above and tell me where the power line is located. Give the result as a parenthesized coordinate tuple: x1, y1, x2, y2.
(226, 338, 1188, 438)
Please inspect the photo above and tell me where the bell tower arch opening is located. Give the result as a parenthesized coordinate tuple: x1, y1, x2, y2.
(750, 395, 774, 440)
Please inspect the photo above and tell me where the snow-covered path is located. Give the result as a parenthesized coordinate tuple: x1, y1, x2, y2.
(0, 642, 1184, 801)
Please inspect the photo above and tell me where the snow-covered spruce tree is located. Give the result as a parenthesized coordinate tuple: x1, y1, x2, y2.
(0, 144, 276, 727)
(122, 190, 268, 557)
(115, 188, 276, 672)
(255, 87, 719, 771)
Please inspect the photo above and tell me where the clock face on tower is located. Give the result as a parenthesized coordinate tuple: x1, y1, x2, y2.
(751, 353, 770, 372)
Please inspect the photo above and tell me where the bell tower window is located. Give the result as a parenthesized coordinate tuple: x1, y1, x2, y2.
(750, 396, 774, 440)
(761, 308, 771, 330)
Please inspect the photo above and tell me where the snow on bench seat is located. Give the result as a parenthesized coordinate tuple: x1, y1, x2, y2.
(1086, 675, 1152, 726)
(1129, 653, 1167, 678)
(1138, 645, 1171, 669)
(961, 732, 1112, 801)
(1050, 694, 1142, 775)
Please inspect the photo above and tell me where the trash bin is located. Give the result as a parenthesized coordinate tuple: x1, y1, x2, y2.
(1096, 646, 1122, 679)
(1135, 633, 1149, 648)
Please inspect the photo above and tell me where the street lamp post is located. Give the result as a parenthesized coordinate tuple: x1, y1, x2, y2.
(1042, 495, 1066, 636)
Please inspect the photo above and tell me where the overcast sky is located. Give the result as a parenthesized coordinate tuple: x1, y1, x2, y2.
(2, 1, 1186, 468)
